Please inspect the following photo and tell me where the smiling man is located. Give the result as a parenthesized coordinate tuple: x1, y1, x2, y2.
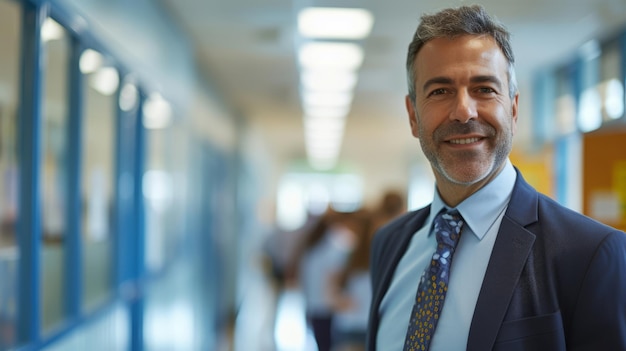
(366, 5, 626, 351)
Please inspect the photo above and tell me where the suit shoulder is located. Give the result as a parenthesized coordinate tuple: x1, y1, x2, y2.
(535, 192, 623, 239)
(374, 210, 420, 237)
(372, 208, 426, 252)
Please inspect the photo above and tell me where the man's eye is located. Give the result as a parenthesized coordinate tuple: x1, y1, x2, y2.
(429, 88, 446, 96)
(478, 87, 496, 94)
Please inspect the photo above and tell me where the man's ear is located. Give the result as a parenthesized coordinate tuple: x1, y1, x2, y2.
(406, 95, 420, 138)
(511, 92, 519, 135)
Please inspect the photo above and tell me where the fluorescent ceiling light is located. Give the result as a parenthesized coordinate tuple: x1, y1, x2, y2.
(305, 130, 344, 144)
(305, 129, 344, 143)
(306, 140, 341, 154)
(298, 7, 374, 40)
(304, 116, 345, 132)
(302, 91, 353, 107)
(298, 42, 364, 70)
(306, 143, 341, 158)
(305, 129, 343, 145)
(301, 70, 358, 92)
(307, 150, 339, 159)
(304, 105, 350, 119)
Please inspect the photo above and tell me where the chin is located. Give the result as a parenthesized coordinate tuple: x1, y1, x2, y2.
(439, 162, 495, 186)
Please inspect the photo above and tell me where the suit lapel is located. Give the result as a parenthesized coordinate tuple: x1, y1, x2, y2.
(368, 207, 430, 350)
(371, 207, 430, 309)
(467, 216, 535, 350)
(467, 171, 538, 351)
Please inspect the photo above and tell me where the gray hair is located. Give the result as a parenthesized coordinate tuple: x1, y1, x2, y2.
(406, 5, 518, 101)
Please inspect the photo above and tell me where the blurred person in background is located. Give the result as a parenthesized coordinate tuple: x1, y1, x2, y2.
(327, 191, 405, 351)
(288, 208, 358, 351)
(367, 4, 626, 351)
(259, 207, 317, 351)
(326, 209, 372, 351)
(262, 210, 317, 296)
(370, 191, 407, 235)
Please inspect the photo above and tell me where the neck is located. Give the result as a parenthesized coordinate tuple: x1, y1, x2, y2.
(434, 162, 507, 207)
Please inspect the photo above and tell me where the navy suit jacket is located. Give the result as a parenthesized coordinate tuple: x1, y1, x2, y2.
(367, 171, 626, 350)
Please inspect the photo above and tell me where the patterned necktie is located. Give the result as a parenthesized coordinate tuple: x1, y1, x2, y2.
(403, 209, 464, 351)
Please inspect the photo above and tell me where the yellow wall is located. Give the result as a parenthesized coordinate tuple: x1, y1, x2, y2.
(583, 126, 626, 231)
(510, 146, 555, 199)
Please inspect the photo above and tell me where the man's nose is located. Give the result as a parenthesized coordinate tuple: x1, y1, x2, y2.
(450, 90, 478, 123)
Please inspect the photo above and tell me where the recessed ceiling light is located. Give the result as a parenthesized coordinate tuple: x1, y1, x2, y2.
(302, 91, 353, 107)
(304, 105, 350, 119)
(304, 115, 346, 133)
(298, 7, 374, 40)
(298, 42, 364, 70)
(300, 69, 358, 92)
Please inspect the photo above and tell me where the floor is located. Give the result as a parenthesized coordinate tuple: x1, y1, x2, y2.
(233, 261, 319, 351)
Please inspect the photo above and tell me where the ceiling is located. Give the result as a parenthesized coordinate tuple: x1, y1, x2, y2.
(160, 0, 626, 178)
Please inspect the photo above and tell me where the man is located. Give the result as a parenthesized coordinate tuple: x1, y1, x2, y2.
(367, 5, 626, 351)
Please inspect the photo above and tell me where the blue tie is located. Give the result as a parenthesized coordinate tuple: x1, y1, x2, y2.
(403, 209, 464, 351)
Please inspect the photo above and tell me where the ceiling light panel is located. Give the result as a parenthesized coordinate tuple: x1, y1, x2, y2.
(298, 42, 364, 70)
(302, 91, 353, 107)
(301, 69, 358, 92)
(304, 105, 350, 119)
(298, 7, 374, 40)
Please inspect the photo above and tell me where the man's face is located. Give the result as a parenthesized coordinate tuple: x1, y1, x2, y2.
(406, 34, 518, 187)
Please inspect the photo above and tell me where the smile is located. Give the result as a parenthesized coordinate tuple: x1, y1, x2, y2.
(449, 137, 481, 145)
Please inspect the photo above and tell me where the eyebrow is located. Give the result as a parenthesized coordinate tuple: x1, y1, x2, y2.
(422, 77, 453, 93)
(470, 75, 503, 88)
(422, 75, 504, 92)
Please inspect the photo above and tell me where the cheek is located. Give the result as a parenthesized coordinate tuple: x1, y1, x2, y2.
(416, 106, 441, 133)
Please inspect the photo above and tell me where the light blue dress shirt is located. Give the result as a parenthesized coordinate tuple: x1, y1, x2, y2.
(376, 160, 516, 351)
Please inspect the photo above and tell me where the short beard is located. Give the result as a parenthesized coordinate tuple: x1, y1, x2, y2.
(418, 118, 513, 186)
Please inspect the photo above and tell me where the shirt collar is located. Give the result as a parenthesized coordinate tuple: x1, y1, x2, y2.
(428, 159, 517, 240)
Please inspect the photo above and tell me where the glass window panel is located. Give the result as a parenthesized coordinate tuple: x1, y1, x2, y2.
(81, 50, 117, 310)
(144, 97, 193, 271)
(163, 122, 188, 264)
(554, 67, 577, 135)
(578, 88, 602, 132)
(599, 41, 624, 121)
(0, 1, 21, 348)
(41, 17, 70, 332)
(144, 126, 172, 273)
(577, 51, 601, 132)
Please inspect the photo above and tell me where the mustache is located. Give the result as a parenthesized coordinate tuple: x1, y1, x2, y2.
(433, 120, 496, 140)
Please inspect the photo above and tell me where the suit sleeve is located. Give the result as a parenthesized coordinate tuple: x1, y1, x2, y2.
(568, 231, 626, 350)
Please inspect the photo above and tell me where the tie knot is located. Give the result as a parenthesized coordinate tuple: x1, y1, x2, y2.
(433, 209, 464, 249)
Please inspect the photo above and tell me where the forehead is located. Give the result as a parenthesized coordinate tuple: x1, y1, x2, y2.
(415, 35, 508, 83)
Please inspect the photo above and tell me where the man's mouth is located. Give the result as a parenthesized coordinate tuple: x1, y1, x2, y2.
(448, 137, 481, 145)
